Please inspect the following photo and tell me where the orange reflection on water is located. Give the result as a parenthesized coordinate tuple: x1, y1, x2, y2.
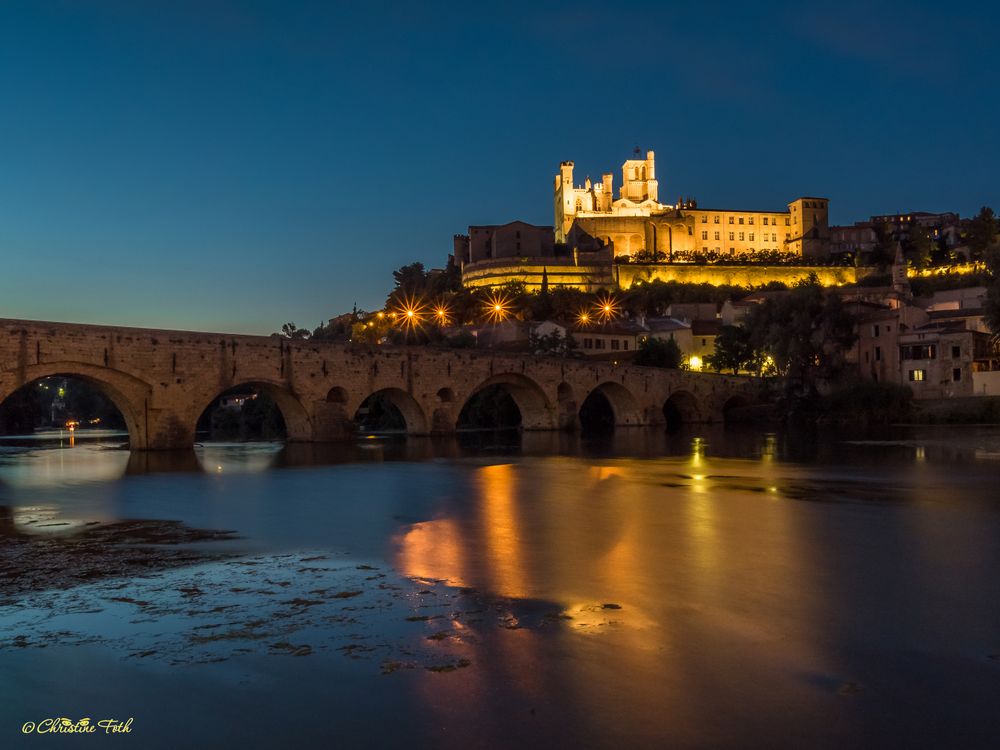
(395, 517, 469, 588)
(477, 463, 528, 600)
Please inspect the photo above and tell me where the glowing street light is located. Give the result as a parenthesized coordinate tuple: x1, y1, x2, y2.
(577, 311, 591, 326)
(391, 295, 427, 333)
(594, 294, 620, 322)
(433, 303, 452, 326)
(483, 292, 511, 323)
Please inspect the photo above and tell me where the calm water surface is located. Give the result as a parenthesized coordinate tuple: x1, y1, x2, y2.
(2, 426, 1000, 748)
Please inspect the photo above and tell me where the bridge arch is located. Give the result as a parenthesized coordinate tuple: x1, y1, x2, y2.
(458, 373, 553, 431)
(721, 394, 752, 422)
(0, 362, 151, 448)
(193, 380, 313, 443)
(663, 390, 701, 431)
(579, 381, 642, 432)
(354, 387, 428, 434)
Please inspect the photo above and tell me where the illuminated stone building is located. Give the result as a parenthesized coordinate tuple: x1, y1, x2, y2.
(556, 150, 831, 260)
(460, 148, 834, 292)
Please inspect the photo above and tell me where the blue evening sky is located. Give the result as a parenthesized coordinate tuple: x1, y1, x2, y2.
(1, 1, 996, 334)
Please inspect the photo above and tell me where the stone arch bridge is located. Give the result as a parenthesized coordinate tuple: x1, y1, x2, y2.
(0, 319, 759, 450)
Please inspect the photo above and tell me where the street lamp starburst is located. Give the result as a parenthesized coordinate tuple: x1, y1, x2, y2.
(432, 301, 452, 326)
(483, 291, 512, 323)
(594, 294, 620, 322)
(391, 294, 427, 332)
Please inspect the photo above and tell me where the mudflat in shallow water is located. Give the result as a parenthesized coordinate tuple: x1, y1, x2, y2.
(2, 426, 1000, 748)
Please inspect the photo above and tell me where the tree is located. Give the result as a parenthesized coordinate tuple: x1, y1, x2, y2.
(744, 281, 856, 391)
(277, 322, 310, 339)
(633, 336, 682, 368)
(706, 324, 756, 374)
(967, 207, 998, 259)
(905, 223, 933, 269)
(391, 262, 428, 294)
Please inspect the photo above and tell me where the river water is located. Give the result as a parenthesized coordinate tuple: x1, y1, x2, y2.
(2, 426, 1000, 748)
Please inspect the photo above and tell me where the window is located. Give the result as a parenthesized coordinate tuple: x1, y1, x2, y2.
(864, 352, 869, 363)
(785, 218, 790, 226)
(714, 231, 720, 240)
(702, 231, 708, 240)
(951, 345, 960, 358)
(748, 217, 754, 225)
(739, 217, 744, 225)
(953, 368, 962, 381)
(729, 216, 734, 224)
(623, 340, 629, 350)
(763, 217, 769, 226)
(875, 346, 881, 361)
(772, 233, 777, 241)
(701, 338, 707, 346)
(611, 339, 620, 350)
(729, 232, 735, 241)
(584, 338, 593, 349)
(701, 215, 707, 223)
(785, 233, 790, 240)
(595, 339, 605, 350)
(702, 246, 708, 252)
(749, 233, 755, 241)
(873, 325, 880, 337)
(687, 227, 692, 235)
(714, 216, 720, 224)
(739, 232, 745, 241)
(729, 248, 735, 254)
(902, 344, 936, 360)
(908, 369, 926, 382)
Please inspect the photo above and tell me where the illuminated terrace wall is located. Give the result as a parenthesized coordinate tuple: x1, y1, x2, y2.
(616, 264, 863, 289)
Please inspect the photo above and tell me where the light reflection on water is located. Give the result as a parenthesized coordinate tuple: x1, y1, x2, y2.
(1, 425, 999, 748)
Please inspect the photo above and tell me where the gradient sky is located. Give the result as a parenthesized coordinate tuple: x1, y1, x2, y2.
(1, 1, 997, 334)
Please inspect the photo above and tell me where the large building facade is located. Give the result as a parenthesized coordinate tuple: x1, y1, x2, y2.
(555, 151, 831, 260)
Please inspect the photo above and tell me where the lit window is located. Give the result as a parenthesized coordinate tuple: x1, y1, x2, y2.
(908, 369, 926, 382)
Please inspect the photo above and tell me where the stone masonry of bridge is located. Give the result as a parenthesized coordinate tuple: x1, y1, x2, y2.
(0, 319, 759, 450)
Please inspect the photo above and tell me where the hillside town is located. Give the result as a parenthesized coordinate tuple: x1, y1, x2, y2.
(294, 150, 1000, 413)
